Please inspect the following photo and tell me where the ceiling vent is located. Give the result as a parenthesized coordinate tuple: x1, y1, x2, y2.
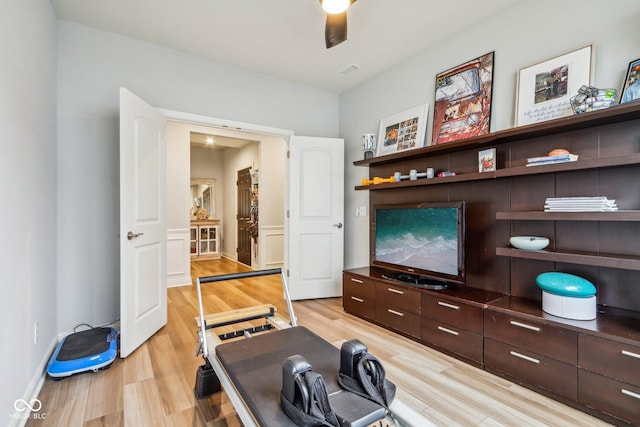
(338, 64, 361, 76)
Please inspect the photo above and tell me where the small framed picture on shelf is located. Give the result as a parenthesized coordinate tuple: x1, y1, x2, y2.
(620, 58, 640, 104)
(376, 103, 429, 157)
(478, 148, 496, 172)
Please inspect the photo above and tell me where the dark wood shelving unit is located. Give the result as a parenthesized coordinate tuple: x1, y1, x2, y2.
(347, 101, 640, 425)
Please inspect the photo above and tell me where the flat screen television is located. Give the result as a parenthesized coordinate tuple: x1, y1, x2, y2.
(372, 201, 466, 289)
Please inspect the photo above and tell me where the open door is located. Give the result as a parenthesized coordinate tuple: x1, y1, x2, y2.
(237, 167, 252, 266)
(119, 88, 167, 358)
(288, 136, 344, 300)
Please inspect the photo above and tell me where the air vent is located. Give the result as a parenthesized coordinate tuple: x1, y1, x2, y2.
(338, 64, 361, 76)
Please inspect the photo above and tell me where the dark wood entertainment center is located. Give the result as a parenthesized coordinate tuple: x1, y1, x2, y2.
(344, 102, 640, 425)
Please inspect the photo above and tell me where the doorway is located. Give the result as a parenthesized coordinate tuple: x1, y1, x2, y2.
(237, 167, 252, 266)
(168, 114, 288, 277)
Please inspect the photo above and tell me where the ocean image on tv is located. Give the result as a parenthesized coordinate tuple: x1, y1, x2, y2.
(375, 207, 459, 276)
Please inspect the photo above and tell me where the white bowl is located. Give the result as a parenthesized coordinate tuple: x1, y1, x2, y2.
(510, 236, 549, 251)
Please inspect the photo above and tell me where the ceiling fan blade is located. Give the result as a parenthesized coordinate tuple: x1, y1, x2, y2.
(325, 11, 347, 48)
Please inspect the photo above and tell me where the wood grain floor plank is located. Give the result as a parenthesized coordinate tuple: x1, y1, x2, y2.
(123, 378, 166, 426)
(122, 343, 154, 385)
(83, 358, 124, 421)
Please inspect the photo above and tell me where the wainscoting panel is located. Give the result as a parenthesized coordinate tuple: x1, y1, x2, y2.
(167, 228, 191, 287)
(261, 225, 284, 268)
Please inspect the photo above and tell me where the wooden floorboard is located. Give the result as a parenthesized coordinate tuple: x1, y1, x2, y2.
(27, 259, 612, 426)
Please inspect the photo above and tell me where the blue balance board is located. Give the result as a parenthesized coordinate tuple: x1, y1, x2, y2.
(536, 272, 596, 298)
(47, 327, 118, 378)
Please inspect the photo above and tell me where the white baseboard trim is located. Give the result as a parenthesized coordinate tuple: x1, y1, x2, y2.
(168, 279, 191, 288)
(8, 337, 58, 427)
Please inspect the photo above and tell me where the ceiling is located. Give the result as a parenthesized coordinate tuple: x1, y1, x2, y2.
(190, 132, 257, 150)
(51, 0, 521, 93)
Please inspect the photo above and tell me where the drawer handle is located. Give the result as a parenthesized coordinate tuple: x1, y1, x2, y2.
(621, 389, 640, 400)
(387, 287, 404, 295)
(509, 320, 540, 332)
(387, 309, 404, 317)
(437, 301, 460, 310)
(509, 351, 540, 364)
(350, 296, 364, 303)
(350, 278, 364, 284)
(437, 326, 459, 336)
(621, 350, 640, 360)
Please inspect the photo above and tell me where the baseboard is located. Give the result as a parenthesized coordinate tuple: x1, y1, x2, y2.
(8, 336, 58, 427)
(168, 279, 191, 288)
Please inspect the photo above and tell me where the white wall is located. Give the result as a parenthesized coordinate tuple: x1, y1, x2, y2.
(256, 135, 287, 268)
(339, 0, 640, 270)
(56, 21, 339, 333)
(0, 0, 58, 423)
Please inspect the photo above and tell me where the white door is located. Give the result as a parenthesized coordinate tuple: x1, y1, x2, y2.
(287, 136, 344, 300)
(119, 88, 167, 358)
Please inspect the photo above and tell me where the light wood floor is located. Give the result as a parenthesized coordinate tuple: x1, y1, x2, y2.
(28, 259, 612, 426)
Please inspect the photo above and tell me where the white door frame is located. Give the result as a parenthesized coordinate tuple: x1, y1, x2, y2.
(161, 109, 294, 273)
(161, 109, 294, 140)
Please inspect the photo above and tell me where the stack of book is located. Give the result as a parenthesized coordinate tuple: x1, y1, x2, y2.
(526, 153, 578, 167)
(544, 196, 618, 212)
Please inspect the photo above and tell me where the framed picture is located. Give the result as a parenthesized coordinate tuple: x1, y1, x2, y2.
(620, 58, 640, 104)
(376, 103, 429, 157)
(515, 45, 593, 126)
(432, 52, 494, 146)
(478, 148, 496, 172)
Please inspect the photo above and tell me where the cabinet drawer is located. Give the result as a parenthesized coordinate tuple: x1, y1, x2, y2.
(578, 334, 640, 386)
(421, 294, 483, 335)
(376, 303, 420, 338)
(485, 338, 577, 401)
(578, 369, 640, 426)
(484, 310, 577, 364)
(375, 283, 420, 314)
(343, 274, 376, 299)
(343, 293, 375, 320)
(421, 318, 483, 363)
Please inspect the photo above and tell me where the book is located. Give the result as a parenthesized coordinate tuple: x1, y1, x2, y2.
(527, 153, 578, 163)
(526, 153, 578, 166)
(544, 196, 617, 212)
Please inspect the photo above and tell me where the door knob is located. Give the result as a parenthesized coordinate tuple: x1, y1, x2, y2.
(127, 231, 144, 240)
(333, 223, 343, 229)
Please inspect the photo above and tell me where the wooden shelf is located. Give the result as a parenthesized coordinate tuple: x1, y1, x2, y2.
(355, 102, 640, 168)
(356, 154, 640, 191)
(497, 153, 640, 177)
(496, 210, 640, 221)
(355, 170, 495, 191)
(496, 247, 640, 271)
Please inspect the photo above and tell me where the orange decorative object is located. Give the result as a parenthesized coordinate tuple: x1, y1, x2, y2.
(547, 148, 570, 156)
(361, 176, 395, 186)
